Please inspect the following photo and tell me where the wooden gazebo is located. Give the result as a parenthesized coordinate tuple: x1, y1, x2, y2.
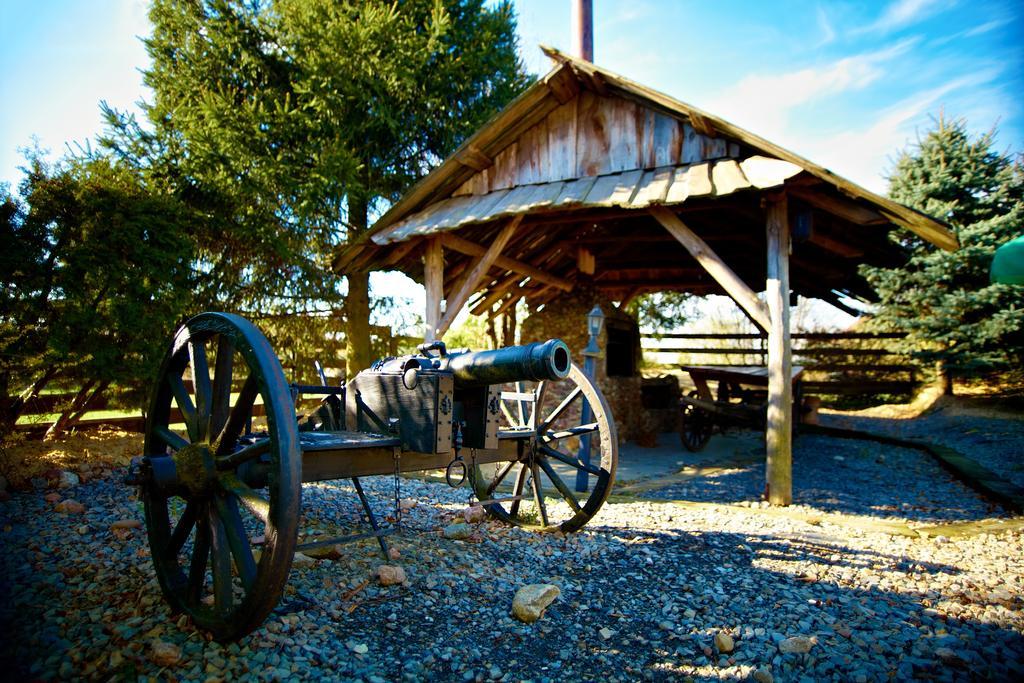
(335, 47, 956, 505)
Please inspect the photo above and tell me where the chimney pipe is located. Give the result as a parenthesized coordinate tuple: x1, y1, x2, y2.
(572, 0, 593, 62)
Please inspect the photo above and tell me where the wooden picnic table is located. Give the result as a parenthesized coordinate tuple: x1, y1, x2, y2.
(680, 364, 804, 402)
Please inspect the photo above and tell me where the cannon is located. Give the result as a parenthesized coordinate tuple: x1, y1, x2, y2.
(128, 312, 617, 641)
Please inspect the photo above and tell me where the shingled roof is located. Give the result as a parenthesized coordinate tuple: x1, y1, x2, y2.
(335, 47, 955, 313)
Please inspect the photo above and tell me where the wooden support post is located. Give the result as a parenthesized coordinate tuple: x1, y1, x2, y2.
(765, 194, 793, 506)
(436, 217, 521, 338)
(650, 206, 770, 332)
(424, 237, 443, 342)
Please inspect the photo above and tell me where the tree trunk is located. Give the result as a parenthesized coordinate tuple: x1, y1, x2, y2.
(344, 192, 372, 378)
(501, 310, 517, 347)
(935, 360, 954, 395)
(486, 315, 498, 349)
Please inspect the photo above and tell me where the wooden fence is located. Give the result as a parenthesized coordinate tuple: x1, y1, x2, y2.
(14, 327, 424, 438)
(641, 331, 920, 398)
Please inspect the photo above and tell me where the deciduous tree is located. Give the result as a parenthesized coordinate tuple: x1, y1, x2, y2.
(0, 154, 194, 438)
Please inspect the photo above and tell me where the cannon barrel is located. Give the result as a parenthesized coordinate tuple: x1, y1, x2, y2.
(444, 339, 571, 388)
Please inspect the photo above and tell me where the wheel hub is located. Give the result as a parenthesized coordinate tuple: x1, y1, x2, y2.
(173, 442, 218, 495)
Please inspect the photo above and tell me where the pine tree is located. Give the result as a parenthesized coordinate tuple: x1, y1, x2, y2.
(103, 0, 530, 375)
(861, 116, 1024, 383)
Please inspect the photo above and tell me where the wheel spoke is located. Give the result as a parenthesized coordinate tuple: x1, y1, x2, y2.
(509, 464, 528, 518)
(215, 374, 258, 454)
(485, 460, 516, 497)
(165, 501, 198, 559)
(542, 422, 599, 442)
(210, 335, 234, 441)
(530, 461, 549, 526)
(208, 505, 233, 616)
(540, 444, 602, 476)
(168, 374, 197, 442)
(220, 473, 270, 524)
(216, 494, 257, 590)
(187, 502, 211, 605)
(538, 386, 582, 433)
(217, 438, 270, 471)
(154, 425, 189, 452)
(537, 457, 583, 514)
(190, 340, 213, 442)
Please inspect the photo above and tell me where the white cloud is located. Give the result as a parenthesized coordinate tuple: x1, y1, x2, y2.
(797, 70, 1000, 192)
(816, 5, 837, 46)
(854, 0, 953, 36)
(964, 17, 1012, 37)
(704, 40, 917, 142)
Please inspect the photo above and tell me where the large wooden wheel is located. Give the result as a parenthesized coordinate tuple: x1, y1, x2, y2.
(136, 312, 300, 641)
(468, 363, 617, 533)
(679, 391, 713, 452)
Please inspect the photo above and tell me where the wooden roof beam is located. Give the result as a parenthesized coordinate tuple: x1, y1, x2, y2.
(469, 272, 528, 316)
(595, 267, 704, 281)
(543, 64, 580, 104)
(805, 232, 865, 258)
(438, 231, 573, 292)
(437, 217, 521, 338)
(493, 293, 523, 317)
(788, 186, 886, 225)
(454, 145, 493, 172)
(650, 205, 770, 332)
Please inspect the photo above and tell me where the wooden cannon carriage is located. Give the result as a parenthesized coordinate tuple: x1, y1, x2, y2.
(126, 312, 617, 641)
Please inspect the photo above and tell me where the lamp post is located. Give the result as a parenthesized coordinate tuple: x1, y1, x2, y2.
(576, 305, 604, 492)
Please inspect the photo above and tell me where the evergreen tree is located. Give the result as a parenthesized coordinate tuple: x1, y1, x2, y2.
(103, 0, 530, 375)
(861, 116, 1024, 381)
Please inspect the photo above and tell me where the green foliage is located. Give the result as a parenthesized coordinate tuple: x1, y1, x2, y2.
(627, 292, 696, 334)
(101, 0, 530, 371)
(861, 116, 1024, 375)
(0, 153, 195, 434)
(445, 314, 497, 351)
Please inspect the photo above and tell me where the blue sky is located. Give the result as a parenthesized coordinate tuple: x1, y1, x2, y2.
(1, 0, 1021, 195)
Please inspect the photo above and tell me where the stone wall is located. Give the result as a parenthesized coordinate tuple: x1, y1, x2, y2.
(521, 285, 655, 444)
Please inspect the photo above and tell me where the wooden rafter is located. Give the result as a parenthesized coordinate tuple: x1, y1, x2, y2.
(436, 217, 521, 337)
(382, 238, 422, 267)
(470, 273, 527, 316)
(494, 293, 522, 317)
(649, 206, 770, 332)
(806, 232, 865, 258)
(788, 186, 885, 225)
(455, 145, 493, 172)
(439, 231, 572, 292)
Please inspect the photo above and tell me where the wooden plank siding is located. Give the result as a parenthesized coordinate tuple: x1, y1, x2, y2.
(452, 93, 730, 198)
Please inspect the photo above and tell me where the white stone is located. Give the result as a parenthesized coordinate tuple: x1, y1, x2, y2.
(512, 584, 560, 623)
(778, 636, 815, 654)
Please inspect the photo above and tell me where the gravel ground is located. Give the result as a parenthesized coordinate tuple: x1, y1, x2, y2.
(648, 431, 1009, 525)
(821, 411, 1024, 491)
(2, 450, 1023, 683)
